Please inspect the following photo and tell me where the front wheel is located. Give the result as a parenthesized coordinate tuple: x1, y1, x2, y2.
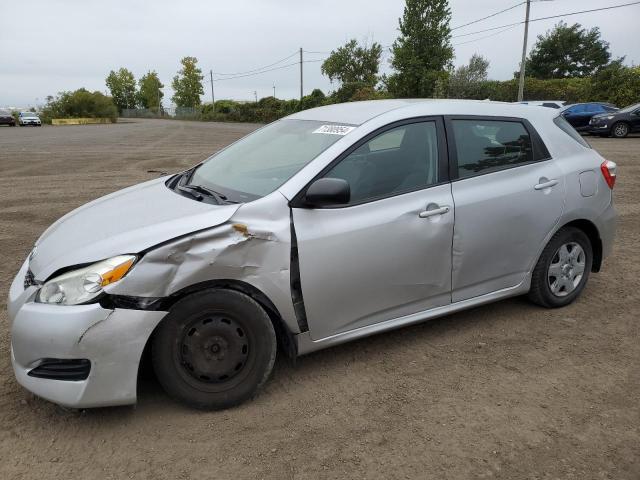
(528, 227, 593, 308)
(611, 122, 629, 138)
(152, 289, 277, 409)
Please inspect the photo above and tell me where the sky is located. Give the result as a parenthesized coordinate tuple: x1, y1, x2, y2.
(1, 0, 638, 108)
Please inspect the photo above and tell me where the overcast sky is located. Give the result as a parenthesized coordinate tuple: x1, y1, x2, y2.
(1, 0, 638, 108)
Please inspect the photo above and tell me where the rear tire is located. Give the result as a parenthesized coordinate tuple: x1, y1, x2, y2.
(528, 227, 592, 308)
(152, 289, 277, 410)
(611, 122, 629, 138)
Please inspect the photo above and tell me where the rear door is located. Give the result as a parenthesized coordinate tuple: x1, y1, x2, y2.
(292, 118, 454, 340)
(446, 116, 565, 302)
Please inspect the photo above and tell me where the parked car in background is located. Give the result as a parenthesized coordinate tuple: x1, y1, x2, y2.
(560, 103, 618, 132)
(18, 111, 42, 126)
(0, 110, 16, 127)
(589, 102, 640, 138)
(8, 100, 617, 410)
(518, 100, 566, 109)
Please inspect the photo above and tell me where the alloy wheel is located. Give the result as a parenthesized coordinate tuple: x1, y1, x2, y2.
(547, 242, 586, 297)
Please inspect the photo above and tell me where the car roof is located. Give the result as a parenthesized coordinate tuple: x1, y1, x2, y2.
(287, 99, 557, 126)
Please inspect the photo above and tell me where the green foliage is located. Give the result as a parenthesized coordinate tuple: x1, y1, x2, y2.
(137, 71, 164, 110)
(39, 89, 118, 123)
(321, 39, 382, 102)
(172, 57, 204, 107)
(105, 68, 137, 111)
(386, 0, 453, 98)
(447, 54, 490, 99)
(590, 61, 640, 107)
(525, 22, 611, 79)
(199, 89, 330, 123)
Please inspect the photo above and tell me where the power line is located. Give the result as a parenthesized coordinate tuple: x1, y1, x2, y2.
(212, 51, 298, 76)
(451, 0, 640, 39)
(452, 24, 520, 46)
(451, 1, 525, 31)
(209, 59, 324, 82)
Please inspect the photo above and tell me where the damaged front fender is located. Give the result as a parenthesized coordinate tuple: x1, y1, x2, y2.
(105, 191, 300, 335)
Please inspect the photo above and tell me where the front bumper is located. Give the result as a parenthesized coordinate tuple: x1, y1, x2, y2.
(588, 121, 610, 134)
(8, 259, 167, 408)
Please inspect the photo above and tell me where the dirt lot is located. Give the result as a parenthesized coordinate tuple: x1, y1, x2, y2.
(0, 119, 638, 479)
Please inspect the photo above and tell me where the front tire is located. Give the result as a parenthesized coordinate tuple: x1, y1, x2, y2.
(152, 289, 277, 409)
(611, 122, 629, 138)
(528, 227, 593, 308)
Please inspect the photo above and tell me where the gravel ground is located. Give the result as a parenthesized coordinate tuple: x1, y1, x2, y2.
(0, 120, 638, 479)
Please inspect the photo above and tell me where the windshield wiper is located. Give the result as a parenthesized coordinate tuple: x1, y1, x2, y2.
(179, 184, 237, 204)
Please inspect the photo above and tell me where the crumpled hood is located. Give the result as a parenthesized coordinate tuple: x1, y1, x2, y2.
(29, 177, 240, 280)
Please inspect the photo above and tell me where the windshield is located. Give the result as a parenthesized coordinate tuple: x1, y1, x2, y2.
(620, 103, 640, 113)
(21, 112, 37, 117)
(189, 119, 352, 201)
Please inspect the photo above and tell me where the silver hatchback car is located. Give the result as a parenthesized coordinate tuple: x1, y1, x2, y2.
(8, 100, 616, 410)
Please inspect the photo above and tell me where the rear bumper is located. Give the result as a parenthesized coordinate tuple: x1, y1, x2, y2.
(596, 202, 616, 261)
(8, 259, 167, 408)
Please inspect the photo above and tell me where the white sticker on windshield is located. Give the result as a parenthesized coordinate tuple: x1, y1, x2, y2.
(313, 124, 356, 135)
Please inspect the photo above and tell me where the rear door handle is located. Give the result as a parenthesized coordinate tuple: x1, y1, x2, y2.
(418, 206, 450, 218)
(534, 179, 559, 190)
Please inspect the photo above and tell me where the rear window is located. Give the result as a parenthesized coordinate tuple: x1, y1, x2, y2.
(452, 120, 534, 178)
(553, 116, 591, 148)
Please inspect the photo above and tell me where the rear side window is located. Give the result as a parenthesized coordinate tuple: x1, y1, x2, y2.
(452, 120, 534, 178)
(553, 116, 591, 148)
(586, 104, 604, 113)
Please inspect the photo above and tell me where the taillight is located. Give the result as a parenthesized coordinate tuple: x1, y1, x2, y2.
(600, 160, 617, 189)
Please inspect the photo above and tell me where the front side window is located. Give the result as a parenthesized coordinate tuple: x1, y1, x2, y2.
(324, 121, 439, 204)
(189, 119, 349, 201)
(452, 120, 533, 178)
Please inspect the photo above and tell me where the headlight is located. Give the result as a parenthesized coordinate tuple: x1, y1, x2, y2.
(36, 255, 136, 305)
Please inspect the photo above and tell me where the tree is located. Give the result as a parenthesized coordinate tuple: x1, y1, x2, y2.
(137, 71, 164, 110)
(591, 60, 640, 107)
(105, 68, 137, 111)
(40, 89, 118, 123)
(321, 39, 382, 101)
(447, 54, 490, 99)
(525, 22, 611, 79)
(172, 57, 204, 107)
(386, 0, 453, 98)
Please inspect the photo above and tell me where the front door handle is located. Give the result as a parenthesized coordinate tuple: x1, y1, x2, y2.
(534, 179, 559, 190)
(418, 206, 450, 218)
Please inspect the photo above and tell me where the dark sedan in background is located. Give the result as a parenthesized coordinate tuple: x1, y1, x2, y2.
(0, 110, 16, 127)
(560, 102, 618, 132)
(589, 102, 640, 138)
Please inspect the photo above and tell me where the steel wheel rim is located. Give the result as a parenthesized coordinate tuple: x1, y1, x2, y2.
(178, 315, 250, 384)
(614, 124, 628, 136)
(547, 242, 586, 297)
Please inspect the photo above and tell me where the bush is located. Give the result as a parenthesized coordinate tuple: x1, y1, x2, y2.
(40, 89, 118, 124)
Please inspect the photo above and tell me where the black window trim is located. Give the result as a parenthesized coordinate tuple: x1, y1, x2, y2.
(444, 115, 552, 182)
(290, 116, 449, 209)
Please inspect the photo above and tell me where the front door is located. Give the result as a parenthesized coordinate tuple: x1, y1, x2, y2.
(292, 119, 454, 340)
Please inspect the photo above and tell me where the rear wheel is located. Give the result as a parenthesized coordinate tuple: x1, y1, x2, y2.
(152, 289, 277, 409)
(528, 227, 592, 308)
(611, 122, 629, 138)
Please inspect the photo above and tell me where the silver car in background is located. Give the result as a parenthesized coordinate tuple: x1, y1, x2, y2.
(7, 100, 617, 410)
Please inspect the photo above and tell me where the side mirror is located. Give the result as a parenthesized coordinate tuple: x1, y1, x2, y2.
(304, 178, 350, 207)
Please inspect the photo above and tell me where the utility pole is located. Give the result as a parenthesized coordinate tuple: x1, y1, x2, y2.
(254, 91, 258, 103)
(517, 0, 531, 102)
(209, 69, 215, 112)
(299, 47, 303, 101)
(273, 84, 276, 99)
